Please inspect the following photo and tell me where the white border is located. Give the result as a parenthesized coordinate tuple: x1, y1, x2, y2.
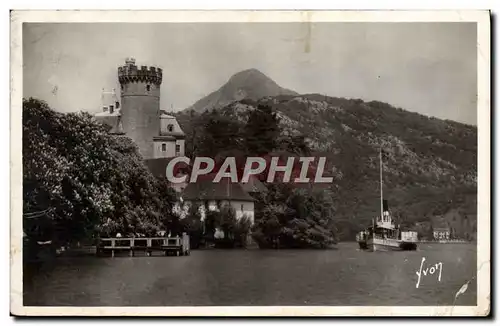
(10, 10, 490, 317)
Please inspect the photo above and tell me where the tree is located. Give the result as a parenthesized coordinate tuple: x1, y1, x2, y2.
(233, 215, 252, 248)
(23, 98, 178, 246)
(198, 110, 242, 156)
(279, 134, 310, 155)
(243, 104, 281, 155)
(252, 183, 338, 249)
(179, 203, 204, 248)
(208, 206, 252, 248)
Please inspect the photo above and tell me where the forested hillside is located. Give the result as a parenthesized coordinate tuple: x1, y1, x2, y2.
(176, 94, 477, 240)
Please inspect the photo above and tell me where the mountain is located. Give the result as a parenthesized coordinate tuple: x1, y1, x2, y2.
(185, 69, 298, 112)
(175, 94, 477, 241)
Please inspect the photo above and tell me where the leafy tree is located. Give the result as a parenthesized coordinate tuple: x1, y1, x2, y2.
(243, 104, 280, 155)
(233, 215, 252, 248)
(198, 110, 242, 156)
(216, 205, 237, 239)
(179, 203, 204, 248)
(278, 134, 311, 155)
(209, 206, 253, 248)
(252, 184, 338, 248)
(23, 98, 178, 247)
(204, 210, 218, 242)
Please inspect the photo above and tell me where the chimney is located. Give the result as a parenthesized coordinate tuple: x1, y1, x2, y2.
(383, 199, 389, 212)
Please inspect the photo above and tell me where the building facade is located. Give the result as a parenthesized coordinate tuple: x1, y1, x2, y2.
(174, 177, 256, 224)
(433, 228, 451, 241)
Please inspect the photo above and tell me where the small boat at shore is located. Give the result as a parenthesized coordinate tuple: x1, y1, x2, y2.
(356, 147, 418, 252)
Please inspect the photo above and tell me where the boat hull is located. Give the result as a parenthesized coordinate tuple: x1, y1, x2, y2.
(358, 240, 368, 250)
(366, 238, 417, 251)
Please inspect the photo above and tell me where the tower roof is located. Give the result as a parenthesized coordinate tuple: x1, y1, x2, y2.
(160, 113, 176, 119)
(181, 176, 254, 202)
(118, 59, 163, 85)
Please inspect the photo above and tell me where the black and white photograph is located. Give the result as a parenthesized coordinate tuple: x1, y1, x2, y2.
(10, 10, 490, 316)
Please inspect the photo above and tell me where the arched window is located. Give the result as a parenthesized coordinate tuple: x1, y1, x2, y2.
(161, 143, 166, 152)
(146, 85, 151, 92)
(167, 124, 174, 132)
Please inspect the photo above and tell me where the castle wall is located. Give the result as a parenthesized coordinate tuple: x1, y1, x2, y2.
(153, 140, 176, 158)
(153, 139, 185, 158)
(176, 139, 185, 156)
(119, 63, 162, 159)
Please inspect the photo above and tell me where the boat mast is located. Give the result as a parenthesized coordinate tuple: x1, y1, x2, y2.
(380, 147, 383, 224)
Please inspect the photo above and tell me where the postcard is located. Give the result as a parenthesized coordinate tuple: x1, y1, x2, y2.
(11, 10, 490, 317)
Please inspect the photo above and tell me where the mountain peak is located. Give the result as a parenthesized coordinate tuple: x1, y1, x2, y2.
(186, 69, 298, 112)
(229, 68, 267, 79)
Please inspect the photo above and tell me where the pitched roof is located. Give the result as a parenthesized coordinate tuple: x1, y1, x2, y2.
(144, 157, 190, 179)
(181, 177, 254, 202)
(433, 227, 450, 232)
(94, 112, 124, 134)
(240, 175, 267, 193)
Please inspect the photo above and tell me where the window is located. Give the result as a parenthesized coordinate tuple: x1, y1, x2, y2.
(175, 144, 181, 154)
(167, 124, 174, 132)
(241, 204, 244, 212)
(115, 101, 120, 109)
(161, 143, 166, 152)
(146, 85, 151, 92)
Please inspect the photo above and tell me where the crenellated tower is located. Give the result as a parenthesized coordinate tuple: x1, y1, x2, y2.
(118, 58, 163, 159)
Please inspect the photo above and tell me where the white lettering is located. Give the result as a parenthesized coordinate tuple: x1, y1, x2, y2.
(436, 262, 443, 282)
(267, 157, 295, 182)
(190, 157, 215, 183)
(415, 257, 443, 288)
(165, 156, 190, 184)
(415, 257, 425, 288)
(294, 157, 315, 183)
(241, 157, 266, 183)
(314, 157, 333, 183)
(213, 157, 238, 183)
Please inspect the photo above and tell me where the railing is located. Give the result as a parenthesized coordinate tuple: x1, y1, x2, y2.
(97, 234, 190, 257)
(98, 237, 182, 248)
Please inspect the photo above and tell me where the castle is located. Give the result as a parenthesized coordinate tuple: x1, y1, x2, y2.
(95, 58, 185, 160)
(96, 58, 265, 229)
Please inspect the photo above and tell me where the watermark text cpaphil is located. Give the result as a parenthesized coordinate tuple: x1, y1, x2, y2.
(164, 156, 334, 184)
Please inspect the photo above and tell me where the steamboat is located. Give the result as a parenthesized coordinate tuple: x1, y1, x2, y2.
(356, 147, 418, 251)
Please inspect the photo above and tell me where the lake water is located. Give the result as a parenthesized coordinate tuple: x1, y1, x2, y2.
(23, 243, 477, 306)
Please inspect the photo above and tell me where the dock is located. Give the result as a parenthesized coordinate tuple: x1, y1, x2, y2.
(97, 233, 190, 257)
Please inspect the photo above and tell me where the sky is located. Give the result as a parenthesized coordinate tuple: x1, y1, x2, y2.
(23, 22, 477, 125)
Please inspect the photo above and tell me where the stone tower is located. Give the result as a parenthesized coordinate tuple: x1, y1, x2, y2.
(118, 58, 163, 159)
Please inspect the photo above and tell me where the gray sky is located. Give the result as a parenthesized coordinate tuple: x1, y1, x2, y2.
(23, 22, 477, 125)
